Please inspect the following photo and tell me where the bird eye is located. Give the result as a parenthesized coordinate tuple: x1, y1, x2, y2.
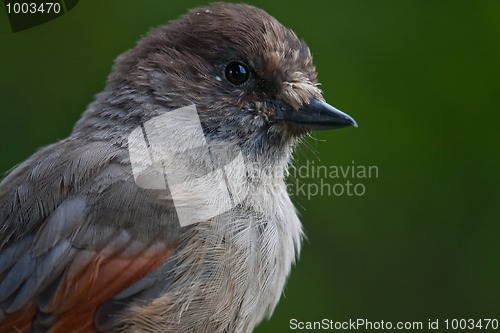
(224, 61, 250, 86)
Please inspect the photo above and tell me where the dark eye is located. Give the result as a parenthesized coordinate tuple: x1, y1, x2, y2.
(224, 61, 250, 86)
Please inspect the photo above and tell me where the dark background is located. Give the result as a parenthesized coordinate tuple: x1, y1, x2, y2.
(1, 1, 499, 332)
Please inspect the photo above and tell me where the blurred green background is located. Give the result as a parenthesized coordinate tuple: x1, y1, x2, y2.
(1, 1, 499, 332)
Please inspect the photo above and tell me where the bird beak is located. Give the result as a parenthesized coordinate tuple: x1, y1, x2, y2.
(274, 98, 357, 130)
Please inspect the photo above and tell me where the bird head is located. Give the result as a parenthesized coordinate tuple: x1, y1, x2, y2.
(75, 3, 356, 164)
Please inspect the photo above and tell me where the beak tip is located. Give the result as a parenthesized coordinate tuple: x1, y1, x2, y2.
(349, 117, 358, 128)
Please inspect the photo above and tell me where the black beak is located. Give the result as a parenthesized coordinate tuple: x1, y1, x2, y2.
(273, 98, 357, 130)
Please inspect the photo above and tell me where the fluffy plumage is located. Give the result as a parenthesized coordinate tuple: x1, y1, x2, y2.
(0, 3, 355, 332)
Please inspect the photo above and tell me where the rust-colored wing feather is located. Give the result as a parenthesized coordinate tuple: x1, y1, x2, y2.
(0, 140, 180, 332)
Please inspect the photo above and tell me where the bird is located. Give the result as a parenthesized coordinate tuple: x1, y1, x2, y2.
(0, 3, 356, 332)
